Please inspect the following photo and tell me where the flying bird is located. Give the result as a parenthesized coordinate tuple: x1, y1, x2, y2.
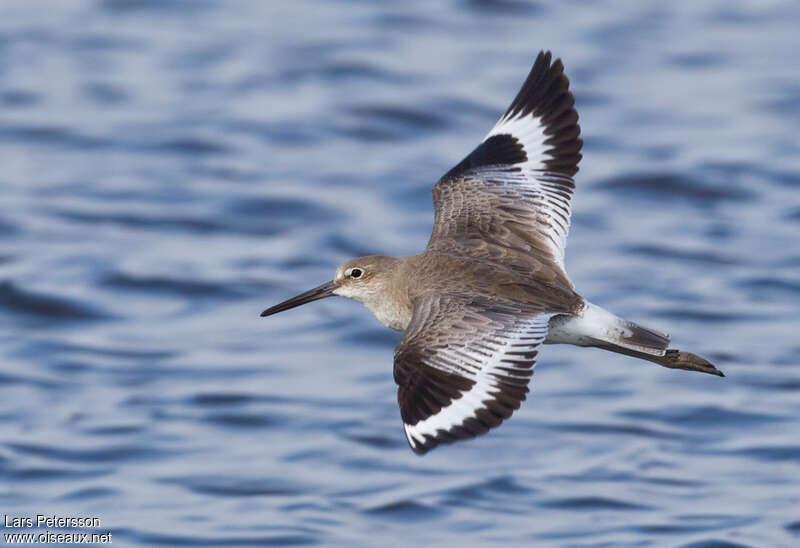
(261, 51, 723, 455)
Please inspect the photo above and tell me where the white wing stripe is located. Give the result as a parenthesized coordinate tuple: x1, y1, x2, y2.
(467, 166, 574, 267)
(475, 97, 575, 267)
(487, 114, 549, 176)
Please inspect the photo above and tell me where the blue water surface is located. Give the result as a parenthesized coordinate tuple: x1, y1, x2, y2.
(1, 1, 799, 546)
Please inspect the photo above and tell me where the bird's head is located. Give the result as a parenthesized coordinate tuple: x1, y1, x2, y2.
(260, 255, 400, 317)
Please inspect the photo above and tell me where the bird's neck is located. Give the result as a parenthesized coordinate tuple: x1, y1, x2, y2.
(364, 295, 413, 331)
(363, 260, 415, 331)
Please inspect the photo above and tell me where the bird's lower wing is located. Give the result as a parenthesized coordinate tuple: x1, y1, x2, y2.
(394, 294, 552, 454)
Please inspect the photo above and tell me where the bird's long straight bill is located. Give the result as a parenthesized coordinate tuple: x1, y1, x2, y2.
(260, 280, 336, 317)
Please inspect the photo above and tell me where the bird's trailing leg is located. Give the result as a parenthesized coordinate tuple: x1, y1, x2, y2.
(592, 343, 724, 377)
(545, 303, 723, 377)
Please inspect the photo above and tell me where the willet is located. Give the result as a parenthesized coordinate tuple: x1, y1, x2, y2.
(262, 51, 723, 455)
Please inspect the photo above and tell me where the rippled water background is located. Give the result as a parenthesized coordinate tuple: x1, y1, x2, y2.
(1, 1, 799, 546)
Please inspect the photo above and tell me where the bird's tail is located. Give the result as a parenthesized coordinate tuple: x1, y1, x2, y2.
(546, 301, 723, 376)
(547, 301, 670, 356)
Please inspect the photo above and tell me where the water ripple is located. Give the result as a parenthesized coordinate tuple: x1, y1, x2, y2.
(597, 172, 754, 204)
(541, 495, 653, 511)
(59, 486, 119, 501)
(679, 541, 754, 548)
(620, 405, 789, 428)
(363, 499, 446, 522)
(0, 281, 107, 322)
(160, 475, 310, 498)
(116, 528, 319, 547)
(0, 125, 110, 150)
(101, 273, 247, 299)
(624, 244, 740, 266)
(6, 442, 176, 464)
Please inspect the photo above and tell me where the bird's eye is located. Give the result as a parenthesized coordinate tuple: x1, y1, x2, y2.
(349, 268, 363, 279)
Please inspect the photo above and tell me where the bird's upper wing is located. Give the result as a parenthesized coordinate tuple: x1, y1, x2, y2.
(427, 51, 581, 279)
(394, 294, 552, 454)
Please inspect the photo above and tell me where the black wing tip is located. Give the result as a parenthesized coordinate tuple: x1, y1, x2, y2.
(404, 420, 498, 456)
(405, 430, 453, 456)
(402, 396, 526, 455)
(409, 438, 432, 456)
(503, 49, 561, 119)
(443, 50, 582, 182)
(441, 133, 526, 180)
(503, 50, 582, 177)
